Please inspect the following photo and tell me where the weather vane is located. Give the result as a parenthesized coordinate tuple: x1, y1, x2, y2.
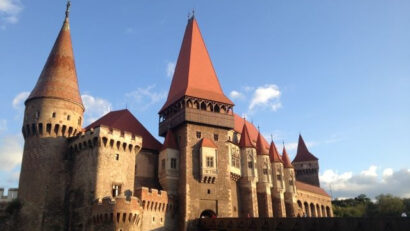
(65, 0, 71, 18)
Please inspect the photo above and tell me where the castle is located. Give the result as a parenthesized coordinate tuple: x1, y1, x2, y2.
(17, 3, 333, 231)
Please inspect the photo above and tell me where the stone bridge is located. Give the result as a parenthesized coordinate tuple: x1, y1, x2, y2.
(197, 217, 410, 231)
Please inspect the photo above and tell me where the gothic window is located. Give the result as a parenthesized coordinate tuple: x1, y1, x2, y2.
(161, 159, 165, 170)
(277, 174, 282, 181)
(263, 168, 268, 175)
(112, 185, 121, 197)
(248, 161, 253, 169)
(196, 131, 201, 139)
(206, 157, 214, 167)
(214, 134, 219, 141)
(171, 158, 177, 169)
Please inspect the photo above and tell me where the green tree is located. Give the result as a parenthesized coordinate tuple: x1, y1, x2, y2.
(374, 194, 405, 217)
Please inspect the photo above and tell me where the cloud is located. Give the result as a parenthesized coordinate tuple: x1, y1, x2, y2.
(0, 134, 23, 171)
(249, 84, 282, 111)
(0, 0, 23, 28)
(81, 94, 112, 125)
(230, 90, 244, 99)
(320, 166, 410, 199)
(166, 62, 175, 78)
(125, 85, 166, 111)
(0, 119, 6, 133)
(12, 91, 29, 109)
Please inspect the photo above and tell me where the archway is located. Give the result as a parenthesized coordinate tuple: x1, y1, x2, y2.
(200, 210, 217, 218)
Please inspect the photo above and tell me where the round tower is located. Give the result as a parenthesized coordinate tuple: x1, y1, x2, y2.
(282, 146, 297, 217)
(18, 3, 84, 230)
(255, 132, 273, 217)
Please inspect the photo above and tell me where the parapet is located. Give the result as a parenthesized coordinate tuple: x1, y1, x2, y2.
(135, 187, 175, 213)
(91, 196, 143, 228)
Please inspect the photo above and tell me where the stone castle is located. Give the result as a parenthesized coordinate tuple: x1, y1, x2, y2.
(17, 3, 333, 231)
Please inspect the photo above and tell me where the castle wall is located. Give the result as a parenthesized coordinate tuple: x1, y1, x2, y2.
(135, 150, 160, 189)
(175, 123, 233, 230)
(296, 189, 333, 218)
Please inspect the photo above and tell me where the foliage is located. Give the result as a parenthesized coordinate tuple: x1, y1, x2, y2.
(332, 194, 409, 217)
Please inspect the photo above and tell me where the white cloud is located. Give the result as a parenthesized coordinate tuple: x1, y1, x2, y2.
(126, 85, 166, 111)
(81, 94, 112, 125)
(0, 119, 6, 133)
(249, 84, 282, 111)
(0, 0, 22, 28)
(166, 62, 175, 78)
(320, 166, 410, 199)
(0, 134, 23, 171)
(12, 91, 29, 109)
(229, 90, 243, 99)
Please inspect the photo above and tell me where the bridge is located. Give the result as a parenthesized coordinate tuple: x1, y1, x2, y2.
(197, 217, 410, 231)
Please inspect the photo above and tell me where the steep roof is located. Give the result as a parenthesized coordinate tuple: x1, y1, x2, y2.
(295, 181, 330, 197)
(256, 132, 268, 155)
(238, 122, 254, 148)
(292, 134, 318, 162)
(282, 146, 293, 168)
(86, 109, 161, 151)
(161, 129, 178, 151)
(269, 141, 283, 163)
(199, 138, 218, 148)
(234, 114, 270, 149)
(159, 17, 233, 112)
(26, 14, 83, 108)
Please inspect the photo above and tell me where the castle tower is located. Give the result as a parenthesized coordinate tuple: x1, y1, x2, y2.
(255, 132, 273, 217)
(269, 141, 286, 217)
(282, 146, 297, 217)
(238, 123, 259, 217)
(18, 2, 85, 230)
(158, 16, 234, 230)
(158, 129, 180, 195)
(292, 134, 320, 186)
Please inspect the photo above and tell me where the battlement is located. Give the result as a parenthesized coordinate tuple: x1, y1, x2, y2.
(0, 188, 18, 202)
(91, 196, 143, 227)
(69, 126, 142, 153)
(135, 187, 175, 212)
(22, 122, 80, 139)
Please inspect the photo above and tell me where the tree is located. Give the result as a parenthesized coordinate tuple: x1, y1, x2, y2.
(375, 194, 405, 217)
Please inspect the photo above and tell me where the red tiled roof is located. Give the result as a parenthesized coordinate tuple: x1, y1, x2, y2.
(282, 146, 293, 168)
(86, 109, 161, 151)
(292, 134, 318, 163)
(238, 122, 254, 148)
(26, 17, 83, 108)
(295, 181, 330, 197)
(269, 141, 283, 163)
(234, 114, 270, 149)
(199, 138, 217, 148)
(161, 129, 178, 151)
(256, 132, 268, 155)
(159, 17, 233, 113)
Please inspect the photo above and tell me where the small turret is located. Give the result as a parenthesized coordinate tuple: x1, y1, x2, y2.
(158, 129, 180, 194)
(269, 141, 286, 217)
(255, 132, 273, 217)
(282, 145, 297, 217)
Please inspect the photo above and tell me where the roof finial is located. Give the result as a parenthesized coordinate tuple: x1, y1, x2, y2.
(188, 8, 195, 20)
(65, 0, 71, 18)
(270, 134, 273, 142)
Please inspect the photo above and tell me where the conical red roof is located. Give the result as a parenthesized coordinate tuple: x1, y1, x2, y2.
(159, 17, 233, 112)
(282, 146, 293, 168)
(86, 109, 161, 151)
(161, 129, 178, 151)
(256, 132, 268, 155)
(292, 134, 318, 162)
(26, 16, 83, 108)
(269, 141, 282, 163)
(238, 122, 254, 148)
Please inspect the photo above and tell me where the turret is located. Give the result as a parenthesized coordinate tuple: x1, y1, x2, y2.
(255, 131, 273, 217)
(292, 134, 320, 186)
(18, 2, 84, 230)
(269, 141, 286, 217)
(282, 145, 297, 217)
(158, 129, 180, 195)
(238, 122, 259, 217)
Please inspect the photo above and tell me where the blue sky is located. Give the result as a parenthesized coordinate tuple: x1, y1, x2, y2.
(0, 0, 409, 198)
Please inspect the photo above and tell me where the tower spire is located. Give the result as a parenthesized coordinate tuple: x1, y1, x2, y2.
(65, 0, 71, 19)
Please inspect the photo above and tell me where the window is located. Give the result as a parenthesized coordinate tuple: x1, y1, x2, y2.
(214, 134, 219, 141)
(52, 112, 56, 118)
(207, 189, 211, 194)
(67, 115, 71, 120)
(206, 157, 214, 167)
(112, 185, 121, 197)
(161, 159, 165, 170)
(115, 154, 119, 161)
(248, 161, 253, 169)
(289, 179, 294, 186)
(35, 111, 40, 119)
(263, 168, 268, 175)
(196, 131, 201, 139)
(78, 117, 82, 125)
(277, 174, 282, 181)
(170, 158, 177, 169)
